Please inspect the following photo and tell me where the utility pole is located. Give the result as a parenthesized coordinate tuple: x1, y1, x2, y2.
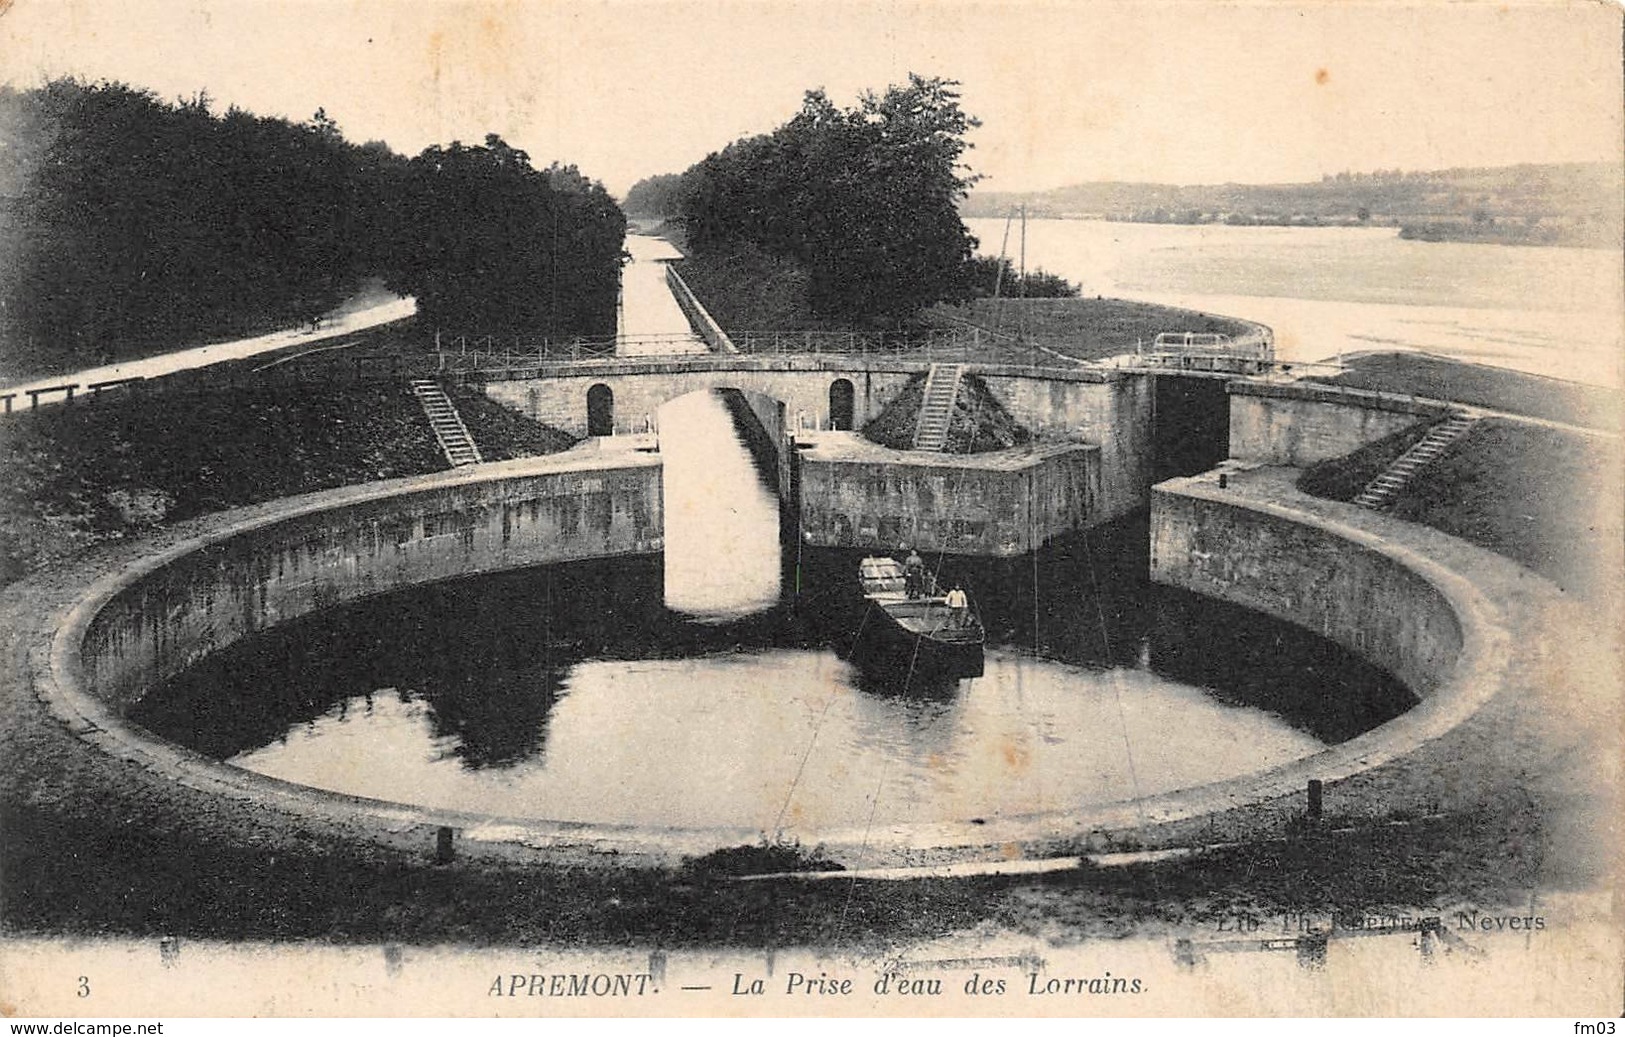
(1018, 202, 1028, 344)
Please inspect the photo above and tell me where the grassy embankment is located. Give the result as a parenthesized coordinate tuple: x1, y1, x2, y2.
(860, 373, 1032, 454)
(0, 378, 575, 588)
(926, 297, 1256, 362)
(666, 232, 1255, 365)
(1311, 351, 1621, 431)
(0, 777, 1544, 947)
(1299, 353, 1623, 601)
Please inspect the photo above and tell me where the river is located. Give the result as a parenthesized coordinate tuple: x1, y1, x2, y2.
(965, 218, 1624, 387)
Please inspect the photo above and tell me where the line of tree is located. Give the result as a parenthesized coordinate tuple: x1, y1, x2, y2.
(962, 161, 1624, 243)
(387, 136, 625, 340)
(0, 78, 624, 377)
(960, 255, 1079, 299)
(630, 74, 985, 327)
(620, 172, 684, 219)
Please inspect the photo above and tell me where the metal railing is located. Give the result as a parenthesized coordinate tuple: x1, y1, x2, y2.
(0, 323, 1294, 417)
(432, 327, 1082, 375)
(1139, 328, 1275, 360)
(0, 354, 427, 417)
(436, 336, 670, 373)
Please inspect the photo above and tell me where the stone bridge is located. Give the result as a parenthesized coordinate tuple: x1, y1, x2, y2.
(474, 354, 1157, 526)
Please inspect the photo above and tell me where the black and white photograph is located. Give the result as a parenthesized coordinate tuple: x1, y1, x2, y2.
(1, 0, 1621, 1023)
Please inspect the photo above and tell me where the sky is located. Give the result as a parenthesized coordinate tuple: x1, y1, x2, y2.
(1, 0, 1620, 197)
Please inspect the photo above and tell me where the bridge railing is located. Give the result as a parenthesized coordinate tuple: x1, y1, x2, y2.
(433, 328, 1071, 374)
(730, 328, 987, 358)
(436, 336, 679, 373)
(1140, 328, 1275, 360)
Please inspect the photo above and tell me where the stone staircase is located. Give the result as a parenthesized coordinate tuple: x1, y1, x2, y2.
(1351, 412, 1476, 509)
(912, 363, 965, 452)
(410, 379, 483, 468)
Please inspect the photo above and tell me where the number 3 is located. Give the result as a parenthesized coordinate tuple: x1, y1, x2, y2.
(77, 976, 90, 997)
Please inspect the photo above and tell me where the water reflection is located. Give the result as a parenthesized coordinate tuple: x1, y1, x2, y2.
(131, 529, 1418, 832)
(659, 389, 782, 622)
(218, 646, 1326, 830)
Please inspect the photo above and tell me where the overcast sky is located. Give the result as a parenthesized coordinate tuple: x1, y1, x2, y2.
(2, 0, 1620, 196)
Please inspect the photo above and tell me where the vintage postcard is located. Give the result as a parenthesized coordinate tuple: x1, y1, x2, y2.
(1, 0, 1621, 1024)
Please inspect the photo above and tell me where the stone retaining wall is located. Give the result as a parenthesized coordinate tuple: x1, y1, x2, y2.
(1228, 378, 1458, 466)
(74, 454, 662, 711)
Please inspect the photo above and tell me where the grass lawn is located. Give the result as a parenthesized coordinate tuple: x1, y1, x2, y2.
(926, 297, 1259, 361)
(1300, 417, 1623, 601)
(1312, 351, 1621, 431)
(0, 382, 574, 588)
(1387, 420, 1623, 601)
(860, 373, 1033, 453)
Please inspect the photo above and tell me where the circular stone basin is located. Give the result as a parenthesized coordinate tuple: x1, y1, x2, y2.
(129, 554, 1414, 839)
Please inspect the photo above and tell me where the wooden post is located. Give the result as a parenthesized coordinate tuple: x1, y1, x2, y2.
(1173, 938, 1198, 968)
(1307, 779, 1323, 822)
(435, 825, 455, 863)
(1295, 931, 1328, 970)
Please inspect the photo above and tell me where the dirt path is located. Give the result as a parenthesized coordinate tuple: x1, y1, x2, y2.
(1, 295, 416, 407)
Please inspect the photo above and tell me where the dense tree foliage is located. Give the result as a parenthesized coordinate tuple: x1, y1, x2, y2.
(0, 79, 624, 376)
(0, 81, 391, 372)
(388, 136, 624, 340)
(634, 74, 982, 327)
(960, 255, 1079, 299)
(620, 172, 684, 217)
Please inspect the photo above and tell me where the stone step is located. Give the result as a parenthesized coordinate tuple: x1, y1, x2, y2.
(1353, 413, 1479, 510)
(412, 380, 483, 467)
(913, 362, 966, 451)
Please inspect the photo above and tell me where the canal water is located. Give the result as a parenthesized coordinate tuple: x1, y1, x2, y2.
(130, 396, 1415, 833)
(659, 389, 781, 622)
(615, 233, 708, 353)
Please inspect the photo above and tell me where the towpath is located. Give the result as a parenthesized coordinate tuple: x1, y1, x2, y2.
(1, 293, 416, 408)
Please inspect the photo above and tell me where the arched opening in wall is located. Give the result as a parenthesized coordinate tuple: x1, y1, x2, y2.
(829, 378, 855, 431)
(587, 383, 614, 437)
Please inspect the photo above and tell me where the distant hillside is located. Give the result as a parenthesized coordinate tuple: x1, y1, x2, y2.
(963, 162, 1623, 247)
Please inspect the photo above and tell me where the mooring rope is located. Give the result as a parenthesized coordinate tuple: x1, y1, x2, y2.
(770, 602, 876, 837)
(839, 609, 929, 932)
(1080, 523, 1148, 819)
